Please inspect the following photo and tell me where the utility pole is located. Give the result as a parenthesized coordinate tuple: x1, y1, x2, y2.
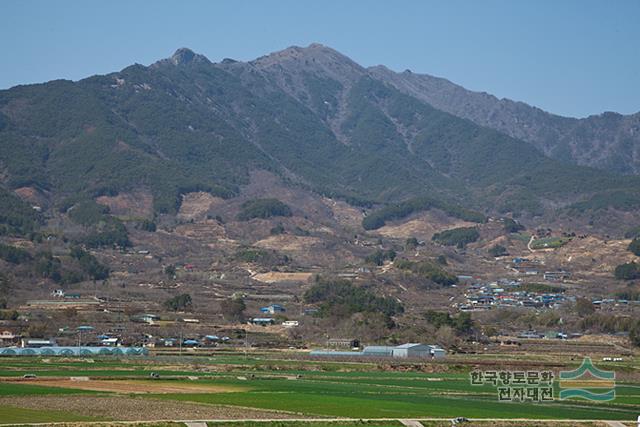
(244, 328, 249, 359)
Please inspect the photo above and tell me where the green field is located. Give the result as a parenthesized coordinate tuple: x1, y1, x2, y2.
(0, 406, 96, 424)
(530, 237, 571, 250)
(150, 375, 638, 420)
(0, 354, 638, 424)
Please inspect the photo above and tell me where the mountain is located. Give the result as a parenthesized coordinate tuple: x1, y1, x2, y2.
(369, 65, 640, 174)
(1, 44, 640, 233)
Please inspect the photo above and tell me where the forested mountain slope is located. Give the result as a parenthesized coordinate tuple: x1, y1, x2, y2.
(1, 43, 639, 229)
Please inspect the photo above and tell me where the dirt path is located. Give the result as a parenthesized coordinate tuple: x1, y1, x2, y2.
(0, 396, 303, 422)
(527, 235, 536, 252)
(7, 379, 247, 394)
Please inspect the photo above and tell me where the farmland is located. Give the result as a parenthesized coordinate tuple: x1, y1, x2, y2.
(530, 237, 571, 250)
(0, 353, 638, 426)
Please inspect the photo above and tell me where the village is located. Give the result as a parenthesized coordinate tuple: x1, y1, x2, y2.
(1, 185, 639, 362)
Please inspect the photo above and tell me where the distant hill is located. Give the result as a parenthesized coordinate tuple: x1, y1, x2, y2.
(369, 64, 640, 175)
(1, 43, 640, 233)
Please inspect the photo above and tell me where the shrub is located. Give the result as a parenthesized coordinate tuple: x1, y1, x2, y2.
(164, 293, 192, 312)
(615, 288, 640, 301)
(365, 249, 396, 266)
(139, 219, 157, 232)
(488, 244, 508, 257)
(303, 277, 403, 319)
(235, 247, 290, 267)
(628, 238, 640, 256)
(575, 297, 595, 317)
(0, 310, 19, 321)
(68, 200, 110, 226)
(270, 224, 285, 235)
(503, 218, 525, 233)
(614, 262, 640, 280)
(70, 246, 109, 280)
(0, 244, 32, 264)
(424, 310, 474, 335)
(362, 196, 485, 231)
(405, 237, 419, 250)
(164, 264, 176, 279)
(81, 220, 131, 248)
(395, 259, 458, 286)
(221, 296, 246, 322)
(237, 199, 292, 221)
(432, 227, 480, 248)
(630, 321, 640, 347)
(0, 188, 42, 236)
(293, 226, 310, 236)
(624, 226, 640, 239)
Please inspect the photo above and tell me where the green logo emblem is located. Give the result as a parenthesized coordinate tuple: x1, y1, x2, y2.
(559, 357, 615, 401)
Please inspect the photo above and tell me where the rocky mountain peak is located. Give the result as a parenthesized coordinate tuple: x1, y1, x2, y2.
(250, 43, 365, 85)
(152, 48, 211, 67)
(171, 48, 210, 65)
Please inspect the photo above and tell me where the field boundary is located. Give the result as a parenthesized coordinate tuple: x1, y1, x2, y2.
(1, 417, 638, 426)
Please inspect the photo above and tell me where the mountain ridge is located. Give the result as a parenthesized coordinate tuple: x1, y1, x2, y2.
(367, 63, 640, 174)
(1, 43, 640, 235)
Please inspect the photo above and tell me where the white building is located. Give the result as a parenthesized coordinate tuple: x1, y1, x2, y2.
(100, 337, 119, 347)
(282, 320, 299, 328)
(391, 343, 433, 358)
(0, 331, 17, 345)
(21, 338, 55, 348)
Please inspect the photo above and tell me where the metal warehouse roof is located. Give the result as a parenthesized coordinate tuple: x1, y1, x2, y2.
(362, 346, 395, 353)
(393, 343, 429, 349)
(309, 350, 362, 357)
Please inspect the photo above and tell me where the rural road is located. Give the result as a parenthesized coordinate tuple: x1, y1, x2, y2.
(604, 421, 630, 427)
(527, 234, 535, 252)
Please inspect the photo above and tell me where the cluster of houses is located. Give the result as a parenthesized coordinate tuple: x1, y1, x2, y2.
(515, 330, 583, 340)
(458, 279, 570, 311)
(0, 327, 118, 348)
(510, 258, 571, 282)
(310, 343, 446, 359)
(592, 298, 636, 308)
(0, 319, 240, 351)
(248, 304, 299, 328)
(154, 335, 232, 348)
(51, 289, 83, 299)
(12, 332, 234, 350)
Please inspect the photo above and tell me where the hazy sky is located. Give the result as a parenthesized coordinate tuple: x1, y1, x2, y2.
(1, 0, 639, 118)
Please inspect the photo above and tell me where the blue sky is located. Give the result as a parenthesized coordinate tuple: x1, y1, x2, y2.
(1, 0, 638, 118)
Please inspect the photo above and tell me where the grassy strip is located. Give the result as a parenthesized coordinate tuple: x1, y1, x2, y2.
(0, 382, 100, 396)
(0, 406, 98, 423)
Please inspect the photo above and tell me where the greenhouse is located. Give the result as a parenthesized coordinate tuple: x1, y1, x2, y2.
(0, 346, 148, 356)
